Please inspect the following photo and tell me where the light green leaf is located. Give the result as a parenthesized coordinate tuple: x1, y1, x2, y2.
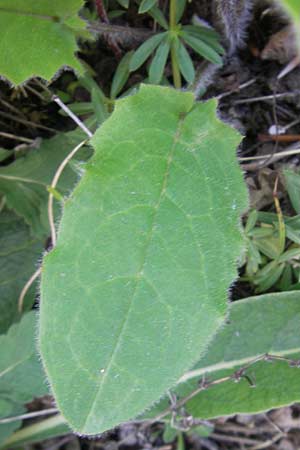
(0, 312, 47, 444)
(149, 38, 170, 84)
(0, 130, 91, 237)
(138, 0, 157, 14)
(284, 169, 300, 213)
(148, 291, 300, 420)
(176, 40, 195, 84)
(0, 1, 88, 85)
(0, 210, 44, 334)
(148, 5, 168, 29)
(40, 85, 247, 435)
(130, 33, 167, 72)
(182, 32, 223, 65)
(182, 25, 224, 54)
(110, 51, 133, 99)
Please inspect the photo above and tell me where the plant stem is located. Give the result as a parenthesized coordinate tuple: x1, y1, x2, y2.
(169, 0, 181, 89)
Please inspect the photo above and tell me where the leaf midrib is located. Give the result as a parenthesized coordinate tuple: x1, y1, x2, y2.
(81, 113, 186, 431)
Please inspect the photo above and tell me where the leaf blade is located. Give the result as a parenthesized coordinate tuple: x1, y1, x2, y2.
(129, 32, 166, 72)
(147, 291, 300, 420)
(40, 85, 247, 435)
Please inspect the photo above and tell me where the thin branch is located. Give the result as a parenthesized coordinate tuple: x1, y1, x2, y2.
(249, 432, 284, 450)
(216, 78, 257, 100)
(48, 139, 89, 247)
(18, 267, 42, 312)
(0, 131, 34, 144)
(233, 91, 300, 105)
(151, 354, 300, 425)
(0, 110, 58, 133)
(87, 22, 153, 48)
(52, 96, 93, 138)
(0, 408, 58, 424)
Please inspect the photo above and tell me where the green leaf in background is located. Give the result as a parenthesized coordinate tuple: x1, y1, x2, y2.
(130, 33, 167, 72)
(0, 0, 87, 85)
(182, 25, 224, 55)
(149, 38, 171, 84)
(0, 149, 10, 163)
(40, 85, 247, 435)
(147, 291, 300, 421)
(110, 51, 133, 99)
(0, 312, 47, 445)
(148, 5, 168, 29)
(175, 0, 186, 24)
(175, 40, 195, 83)
(284, 169, 300, 213)
(0, 130, 91, 238)
(138, 0, 157, 14)
(91, 87, 109, 126)
(116, 0, 129, 8)
(0, 210, 44, 334)
(181, 32, 223, 65)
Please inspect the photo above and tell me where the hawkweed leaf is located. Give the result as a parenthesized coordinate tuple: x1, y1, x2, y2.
(40, 85, 247, 435)
(147, 291, 300, 420)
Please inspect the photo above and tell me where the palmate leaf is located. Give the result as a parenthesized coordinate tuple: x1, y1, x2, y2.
(0, 210, 44, 334)
(147, 291, 300, 421)
(0, 0, 87, 85)
(40, 85, 247, 435)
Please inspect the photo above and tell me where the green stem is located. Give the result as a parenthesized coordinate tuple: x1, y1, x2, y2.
(169, 0, 181, 89)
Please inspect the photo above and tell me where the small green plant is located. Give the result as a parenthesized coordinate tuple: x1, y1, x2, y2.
(243, 175, 300, 293)
(129, 0, 223, 87)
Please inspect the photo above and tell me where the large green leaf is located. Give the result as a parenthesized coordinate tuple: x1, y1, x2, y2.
(0, 210, 44, 334)
(0, 0, 87, 85)
(147, 291, 300, 420)
(0, 130, 91, 238)
(0, 312, 47, 445)
(40, 85, 247, 435)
